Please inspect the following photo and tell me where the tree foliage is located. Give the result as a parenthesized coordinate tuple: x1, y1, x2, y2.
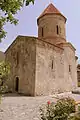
(0, 0, 35, 41)
(0, 61, 10, 93)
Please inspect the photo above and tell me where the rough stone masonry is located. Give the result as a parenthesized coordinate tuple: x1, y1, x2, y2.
(5, 3, 77, 96)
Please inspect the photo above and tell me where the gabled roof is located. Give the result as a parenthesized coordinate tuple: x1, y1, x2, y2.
(37, 3, 66, 21)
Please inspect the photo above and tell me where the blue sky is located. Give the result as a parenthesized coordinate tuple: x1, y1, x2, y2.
(0, 0, 80, 61)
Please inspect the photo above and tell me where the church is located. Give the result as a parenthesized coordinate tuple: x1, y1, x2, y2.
(5, 3, 77, 96)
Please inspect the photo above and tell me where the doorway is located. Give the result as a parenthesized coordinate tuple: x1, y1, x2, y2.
(15, 77, 19, 92)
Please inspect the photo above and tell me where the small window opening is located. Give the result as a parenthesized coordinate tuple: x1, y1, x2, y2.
(69, 65, 71, 72)
(17, 52, 19, 65)
(56, 25, 59, 34)
(42, 27, 44, 37)
(15, 77, 19, 92)
(52, 60, 53, 69)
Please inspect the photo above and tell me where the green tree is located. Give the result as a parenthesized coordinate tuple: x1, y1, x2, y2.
(0, 0, 34, 42)
(0, 61, 10, 93)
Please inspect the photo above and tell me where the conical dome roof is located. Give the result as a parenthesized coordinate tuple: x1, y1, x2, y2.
(37, 3, 66, 21)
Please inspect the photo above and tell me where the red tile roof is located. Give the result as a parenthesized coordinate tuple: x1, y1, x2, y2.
(38, 3, 66, 20)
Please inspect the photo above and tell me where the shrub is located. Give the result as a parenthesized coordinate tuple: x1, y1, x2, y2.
(68, 106, 80, 120)
(78, 82, 80, 87)
(0, 61, 10, 94)
(40, 101, 55, 120)
(40, 97, 76, 120)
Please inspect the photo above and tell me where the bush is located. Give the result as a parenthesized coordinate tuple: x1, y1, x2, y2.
(78, 82, 80, 87)
(0, 61, 10, 94)
(68, 106, 80, 120)
(40, 97, 76, 120)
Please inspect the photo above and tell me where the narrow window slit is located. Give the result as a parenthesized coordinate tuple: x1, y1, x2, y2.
(17, 52, 19, 65)
(69, 65, 71, 72)
(52, 60, 53, 69)
(57, 25, 59, 34)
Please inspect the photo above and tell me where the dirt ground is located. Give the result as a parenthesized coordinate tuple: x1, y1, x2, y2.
(0, 92, 80, 120)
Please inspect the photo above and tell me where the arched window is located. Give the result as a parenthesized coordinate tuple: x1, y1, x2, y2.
(56, 25, 59, 34)
(15, 77, 19, 92)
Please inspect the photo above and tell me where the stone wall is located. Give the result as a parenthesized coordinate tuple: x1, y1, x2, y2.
(38, 14, 66, 43)
(5, 36, 77, 96)
(35, 39, 77, 96)
(63, 43, 77, 91)
(5, 36, 36, 96)
(35, 39, 64, 96)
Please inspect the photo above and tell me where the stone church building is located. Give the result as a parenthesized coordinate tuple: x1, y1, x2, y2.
(5, 3, 77, 96)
